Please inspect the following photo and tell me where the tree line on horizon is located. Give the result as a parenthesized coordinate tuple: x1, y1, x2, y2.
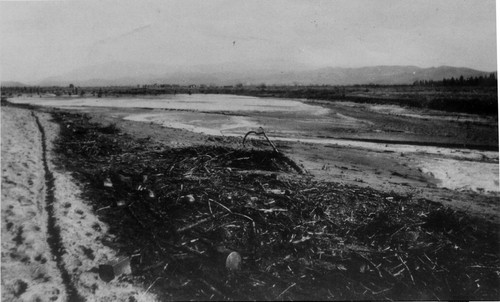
(413, 73, 497, 87)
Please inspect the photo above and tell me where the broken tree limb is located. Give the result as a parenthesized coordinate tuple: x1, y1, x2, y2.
(176, 213, 225, 233)
(243, 127, 279, 153)
(352, 251, 383, 278)
(397, 254, 415, 284)
(199, 279, 227, 299)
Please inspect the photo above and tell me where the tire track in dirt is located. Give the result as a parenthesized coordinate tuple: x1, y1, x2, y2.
(32, 112, 85, 302)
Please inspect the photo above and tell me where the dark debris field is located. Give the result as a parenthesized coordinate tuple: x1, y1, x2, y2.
(51, 111, 500, 301)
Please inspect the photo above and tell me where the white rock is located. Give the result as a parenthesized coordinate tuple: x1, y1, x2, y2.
(182, 194, 195, 203)
(225, 251, 242, 271)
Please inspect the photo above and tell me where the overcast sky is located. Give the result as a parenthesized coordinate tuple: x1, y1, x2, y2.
(0, 0, 497, 82)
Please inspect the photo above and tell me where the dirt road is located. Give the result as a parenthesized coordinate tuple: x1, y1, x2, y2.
(1, 106, 156, 301)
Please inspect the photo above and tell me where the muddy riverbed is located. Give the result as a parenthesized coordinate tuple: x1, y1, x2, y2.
(9, 94, 499, 222)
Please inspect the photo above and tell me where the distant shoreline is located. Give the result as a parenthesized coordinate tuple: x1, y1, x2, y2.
(3, 84, 498, 116)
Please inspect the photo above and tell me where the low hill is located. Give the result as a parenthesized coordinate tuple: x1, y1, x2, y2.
(1, 81, 28, 87)
(37, 62, 493, 86)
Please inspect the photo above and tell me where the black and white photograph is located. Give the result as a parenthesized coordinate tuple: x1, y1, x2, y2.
(1, 0, 498, 300)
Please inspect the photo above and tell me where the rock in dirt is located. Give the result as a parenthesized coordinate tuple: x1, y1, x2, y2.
(103, 178, 113, 188)
(99, 256, 132, 282)
(225, 251, 242, 271)
(181, 194, 195, 203)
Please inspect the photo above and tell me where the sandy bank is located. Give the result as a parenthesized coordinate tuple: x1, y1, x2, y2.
(2, 106, 65, 301)
(1, 106, 157, 301)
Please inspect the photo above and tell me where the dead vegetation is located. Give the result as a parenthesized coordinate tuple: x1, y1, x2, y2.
(51, 111, 499, 300)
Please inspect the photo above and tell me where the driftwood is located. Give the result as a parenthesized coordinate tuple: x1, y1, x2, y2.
(52, 110, 500, 301)
(242, 127, 279, 153)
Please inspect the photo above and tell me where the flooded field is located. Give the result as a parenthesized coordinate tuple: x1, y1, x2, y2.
(10, 95, 499, 194)
(10, 94, 329, 114)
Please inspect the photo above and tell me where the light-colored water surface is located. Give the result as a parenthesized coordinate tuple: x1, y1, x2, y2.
(125, 112, 261, 136)
(10, 94, 329, 115)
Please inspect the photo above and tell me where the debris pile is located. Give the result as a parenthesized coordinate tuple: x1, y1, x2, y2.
(53, 111, 500, 300)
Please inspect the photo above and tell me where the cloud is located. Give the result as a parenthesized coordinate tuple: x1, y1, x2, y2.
(93, 24, 153, 46)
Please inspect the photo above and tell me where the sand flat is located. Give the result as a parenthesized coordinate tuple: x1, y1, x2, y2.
(1, 106, 65, 301)
(1, 106, 158, 302)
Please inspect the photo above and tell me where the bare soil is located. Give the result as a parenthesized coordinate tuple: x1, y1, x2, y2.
(2, 107, 65, 301)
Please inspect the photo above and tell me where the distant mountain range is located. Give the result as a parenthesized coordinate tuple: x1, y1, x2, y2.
(1, 81, 29, 87)
(273, 65, 494, 86)
(2, 62, 495, 87)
